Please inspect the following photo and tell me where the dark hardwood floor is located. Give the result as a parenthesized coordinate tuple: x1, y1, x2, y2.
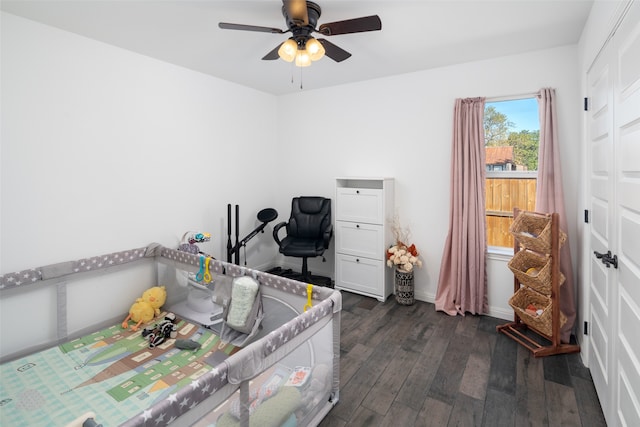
(318, 291, 606, 427)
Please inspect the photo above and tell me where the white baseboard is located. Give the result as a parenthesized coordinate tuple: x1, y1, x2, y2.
(413, 290, 512, 321)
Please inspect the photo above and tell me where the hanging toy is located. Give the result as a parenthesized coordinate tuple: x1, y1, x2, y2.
(178, 231, 211, 255)
(304, 284, 313, 312)
(203, 257, 212, 283)
(196, 256, 206, 282)
(194, 256, 213, 283)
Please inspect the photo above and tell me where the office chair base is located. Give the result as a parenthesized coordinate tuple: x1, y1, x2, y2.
(266, 267, 334, 288)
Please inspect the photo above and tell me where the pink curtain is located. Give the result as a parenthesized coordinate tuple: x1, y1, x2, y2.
(435, 97, 488, 316)
(536, 88, 576, 343)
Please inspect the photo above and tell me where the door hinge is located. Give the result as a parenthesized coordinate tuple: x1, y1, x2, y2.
(584, 209, 589, 223)
(584, 321, 589, 335)
(584, 97, 589, 111)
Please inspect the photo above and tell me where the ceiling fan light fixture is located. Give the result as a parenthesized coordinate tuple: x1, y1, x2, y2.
(295, 49, 311, 67)
(306, 38, 325, 61)
(278, 39, 298, 62)
(220, 4, 383, 67)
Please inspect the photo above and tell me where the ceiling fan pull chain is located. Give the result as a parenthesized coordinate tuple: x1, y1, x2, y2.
(291, 62, 294, 85)
(300, 67, 303, 90)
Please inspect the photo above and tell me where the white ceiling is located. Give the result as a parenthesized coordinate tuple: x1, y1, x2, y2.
(1, 0, 595, 95)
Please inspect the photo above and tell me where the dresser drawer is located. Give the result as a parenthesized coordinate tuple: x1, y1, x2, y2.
(336, 188, 383, 224)
(335, 221, 383, 260)
(335, 254, 385, 299)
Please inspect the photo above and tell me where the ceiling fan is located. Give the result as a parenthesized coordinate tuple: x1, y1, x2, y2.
(218, 0, 382, 67)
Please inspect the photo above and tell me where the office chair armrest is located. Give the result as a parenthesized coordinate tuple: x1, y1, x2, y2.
(323, 224, 333, 249)
(272, 221, 287, 246)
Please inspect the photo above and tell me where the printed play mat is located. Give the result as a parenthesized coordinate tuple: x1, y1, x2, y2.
(0, 314, 239, 426)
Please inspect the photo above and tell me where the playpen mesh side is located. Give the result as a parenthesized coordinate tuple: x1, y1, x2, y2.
(137, 247, 341, 427)
(192, 303, 337, 427)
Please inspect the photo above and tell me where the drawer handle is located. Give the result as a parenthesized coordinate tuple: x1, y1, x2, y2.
(356, 224, 360, 228)
(356, 190, 360, 194)
(356, 259, 360, 262)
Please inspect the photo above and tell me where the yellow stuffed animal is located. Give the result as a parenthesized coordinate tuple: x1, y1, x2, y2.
(122, 298, 155, 331)
(141, 286, 167, 317)
(122, 286, 167, 331)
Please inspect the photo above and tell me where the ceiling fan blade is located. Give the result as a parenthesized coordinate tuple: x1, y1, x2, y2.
(283, 0, 308, 26)
(218, 22, 285, 34)
(317, 39, 352, 62)
(262, 44, 281, 60)
(318, 15, 382, 36)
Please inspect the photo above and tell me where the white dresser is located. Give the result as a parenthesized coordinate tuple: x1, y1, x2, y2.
(334, 177, 395, 301)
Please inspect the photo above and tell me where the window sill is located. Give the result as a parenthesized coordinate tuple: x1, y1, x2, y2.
(487, 246, 514, 261)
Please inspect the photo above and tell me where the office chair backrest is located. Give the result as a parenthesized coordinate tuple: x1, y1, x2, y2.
(287, 197, 331, 239)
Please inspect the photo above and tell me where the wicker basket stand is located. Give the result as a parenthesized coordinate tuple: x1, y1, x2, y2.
(497, 208, 580, 357)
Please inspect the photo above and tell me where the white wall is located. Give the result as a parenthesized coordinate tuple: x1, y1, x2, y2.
(1, 13, 280, 271)
(276, 45, 582, 320)
(0, 13, 279, 358)
(1, 11, 584, 358)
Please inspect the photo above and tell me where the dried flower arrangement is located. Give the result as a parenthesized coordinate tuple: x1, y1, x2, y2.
(386, 215, 423, 272)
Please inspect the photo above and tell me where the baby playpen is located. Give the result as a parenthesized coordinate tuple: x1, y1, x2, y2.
(0, 244, 341, 427)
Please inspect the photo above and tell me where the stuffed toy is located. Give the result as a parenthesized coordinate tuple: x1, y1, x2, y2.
(121, 298, 155, 331)
(142, 312, 178, 348)
(121, 286, 167, 331)
(141, 286, 167, 317)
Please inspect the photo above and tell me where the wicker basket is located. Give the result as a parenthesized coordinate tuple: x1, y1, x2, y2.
(508, 249, 565, 295)
(509, 211, 566, 254)
(509, 286, 566, 337)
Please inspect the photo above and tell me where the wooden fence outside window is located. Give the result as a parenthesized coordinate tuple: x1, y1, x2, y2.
(486, 176, 537, 248)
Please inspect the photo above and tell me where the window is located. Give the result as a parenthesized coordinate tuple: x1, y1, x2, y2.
(484, 97, 540, 249)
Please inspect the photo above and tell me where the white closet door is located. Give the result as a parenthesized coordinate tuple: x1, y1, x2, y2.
(587, 2, 640, 425)
(587, 34, 615, 424)
(613, 2, 640, 425)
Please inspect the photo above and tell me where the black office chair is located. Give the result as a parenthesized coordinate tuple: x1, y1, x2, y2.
(272, 196, 333, 283)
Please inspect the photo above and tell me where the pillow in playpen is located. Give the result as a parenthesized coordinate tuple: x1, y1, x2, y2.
(226, 276, 261, 334)
(216, 386, 301, 427)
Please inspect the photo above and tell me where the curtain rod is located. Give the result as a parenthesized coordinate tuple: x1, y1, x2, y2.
(486, 91, 539, 102)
